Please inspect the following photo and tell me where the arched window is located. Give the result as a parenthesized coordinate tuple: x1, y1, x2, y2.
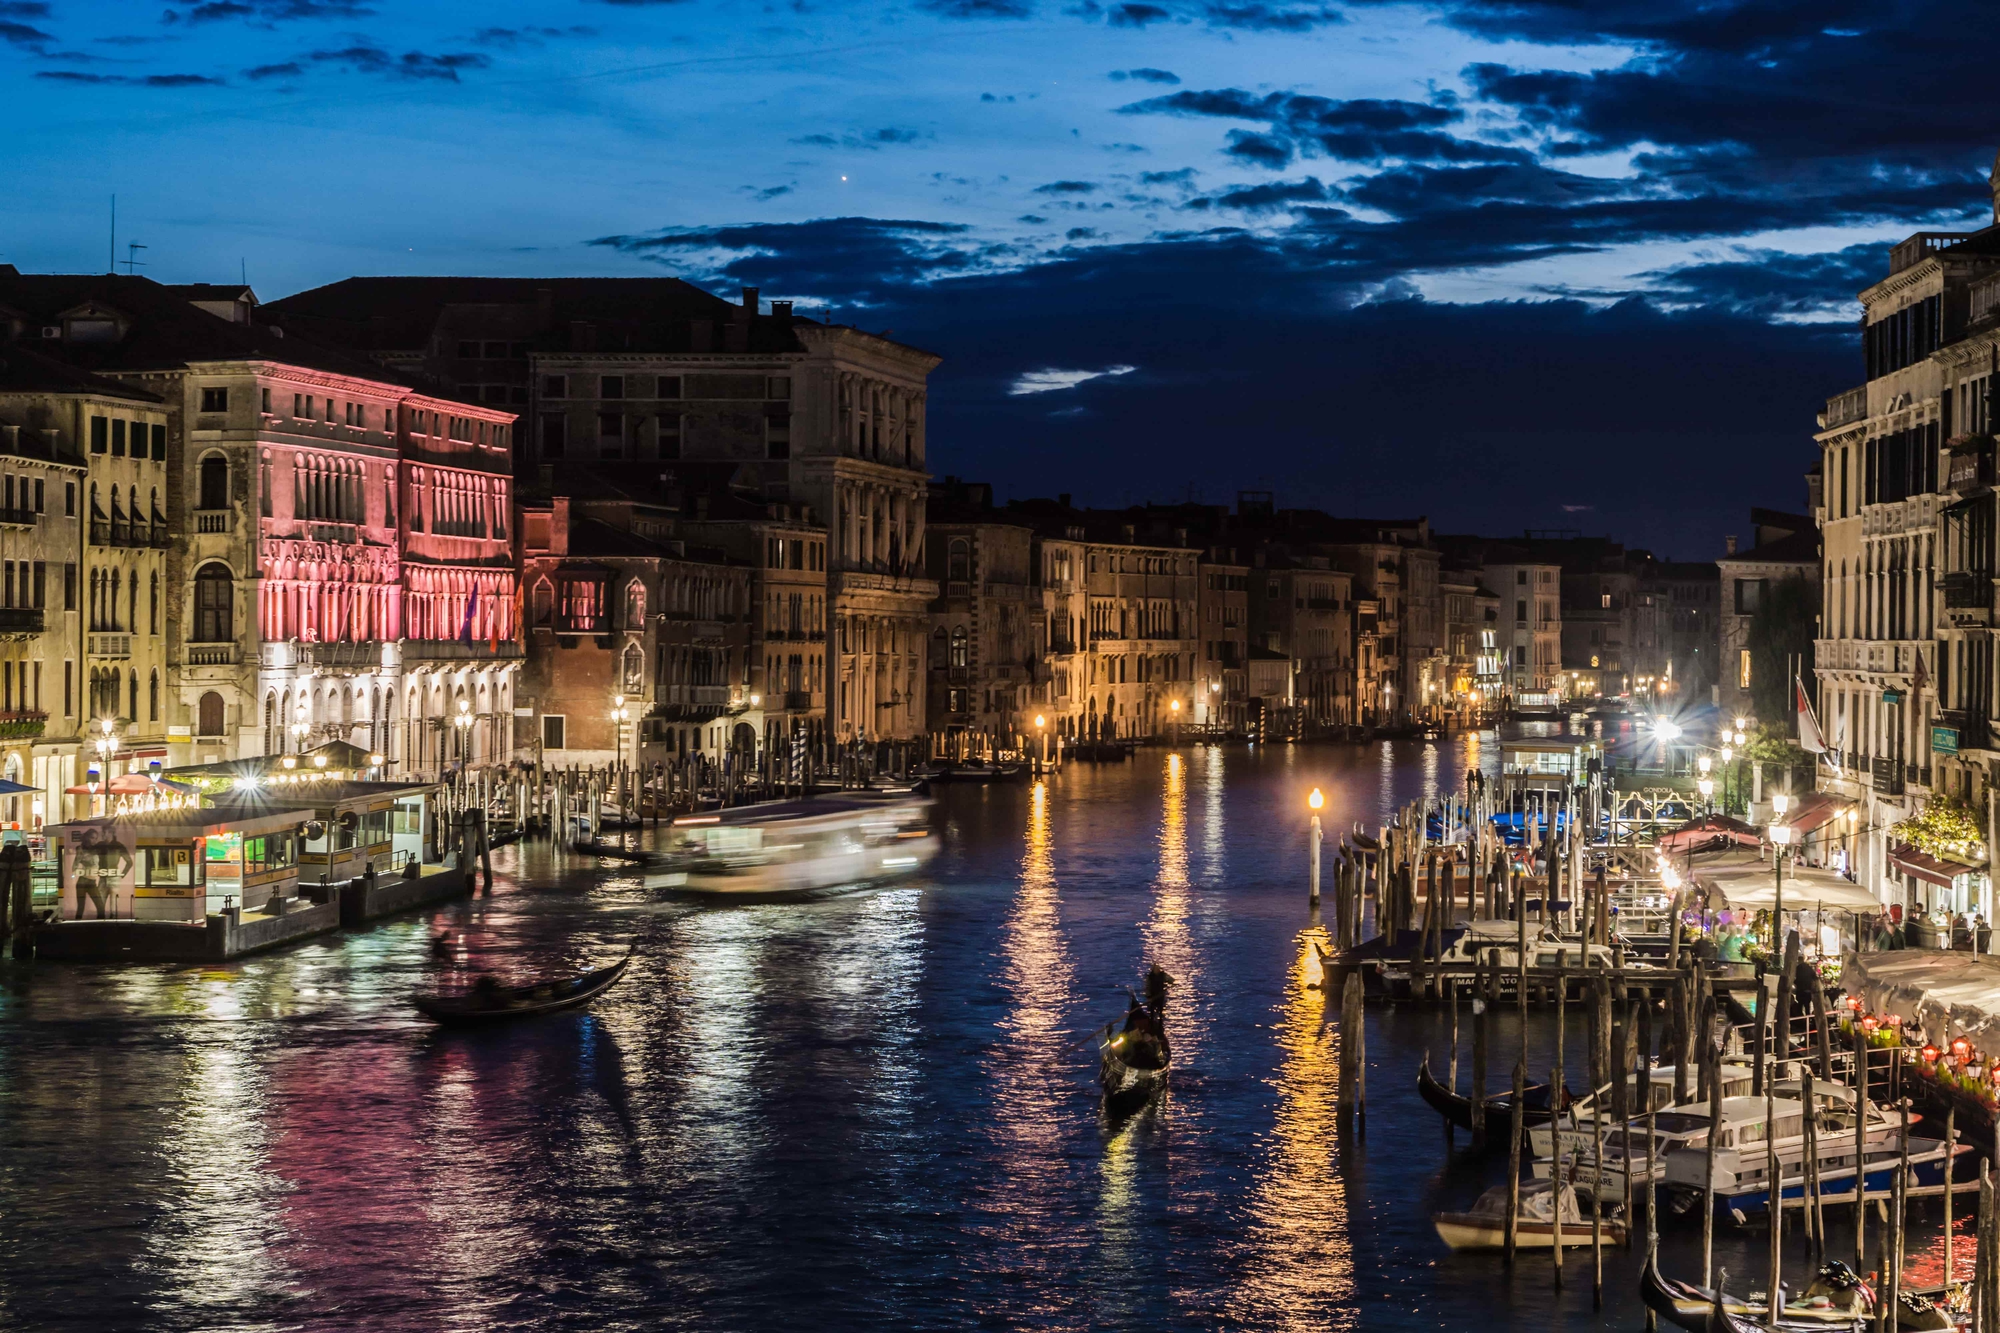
(622, 642, 644, 695)
(949, 625, 968, 669)
(947, 537, 970, 583)
(264, 692, 276, 755)
(148, 669, 159, 721)
(198, 690, 225, 737)
(128, 670, 138, 721)
(199, 453, 228, 510)
(531, 577, 553, 626)
(624, 579, 646, 629)
(193, 563, 233, 641)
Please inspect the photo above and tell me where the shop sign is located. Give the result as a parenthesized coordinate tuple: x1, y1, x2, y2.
(1883, 689, 1906, 704)
(1934, 726, 1961, 756)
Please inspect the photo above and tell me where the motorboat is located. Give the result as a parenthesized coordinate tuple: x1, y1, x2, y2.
(1529, 1059, 1754, 1162)
(1661, 1088, 1957, 1222)
(647, 790, 937, 894)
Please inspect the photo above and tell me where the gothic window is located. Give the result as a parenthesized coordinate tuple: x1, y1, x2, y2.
(949, 625, 968, 669)
(531, 577, 554, 626)
(622, 643, 643, 695)
(148, 669, 159, 721)
(624, 579, 646, 629)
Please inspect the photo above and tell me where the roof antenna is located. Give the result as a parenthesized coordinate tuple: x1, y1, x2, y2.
(241, 257, 247, 286)
(122, 242, 146, 275)
(108, 194, 115, 274)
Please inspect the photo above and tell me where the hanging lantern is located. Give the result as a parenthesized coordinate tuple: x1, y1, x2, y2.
(1862, 1015, 1880, 1033)
(1847, 994, 1863, 1012)
(1922, 1044, 1941, 1064)
(1954, 1037, 1974, 1062)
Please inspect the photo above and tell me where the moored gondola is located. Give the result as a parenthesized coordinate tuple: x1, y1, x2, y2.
(415, 952, 632, 1025)
(1098, 965, 1172, 1114)
(1417, 1054, 1571, 1141)
(1641, 1249, 1876, 1333)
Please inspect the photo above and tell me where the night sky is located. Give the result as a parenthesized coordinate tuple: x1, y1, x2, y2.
(5, 0, 1996, 555)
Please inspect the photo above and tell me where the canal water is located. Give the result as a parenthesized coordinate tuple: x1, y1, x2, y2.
(0, 740, 1965, 1330)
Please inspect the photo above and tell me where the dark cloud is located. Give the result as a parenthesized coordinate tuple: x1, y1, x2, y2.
(589, 217, 980, 304)
(302, 44, 491, 80)
(915, 0, 1033, 17)
(1636, 244, 1883, 319)
(163, 0, 373, 23)
(1108, 3, 1170, 25)
(1189, 176, 1330, 212)
(790, 127, 930, 150)
(37, 69, 225, 85)
(244, 60, 302, 78)
(1032, 180, 1098, 194)
(1140, 167, 1197, 185)
(752, 185, 794, 202)
(0, 17, 50, 44)
(1198, 1, 1341, 30)
(1122, 88, 1527, 168)
(1109, 67, 1179, 84)
(471, 25, 596, 47)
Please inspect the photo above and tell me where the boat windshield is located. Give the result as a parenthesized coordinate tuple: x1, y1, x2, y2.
(1649, 1112, 1709, 1135)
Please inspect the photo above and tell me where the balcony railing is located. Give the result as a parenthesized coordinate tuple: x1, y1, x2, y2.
(1821, 385, 1868, 431)
(1872, 756, 1906, 797)
(1890, 231, 1972, 275)
(194, 509, 233, 534)
(782, 690, 813, 712)
(0, 506, 36, 529)
(185, 643, 237, 666)
(0, 606, 44, 635)
(89, 520, 169, 548)
(0, 709, 46, 739)
(89, 633, 131, 659)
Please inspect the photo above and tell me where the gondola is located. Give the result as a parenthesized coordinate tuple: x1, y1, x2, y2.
(1098, 965, 1172, 1115)
(1417, 1053, 1571, 1140)
(415, 952, 632, 1025)
(1640, 1251, 1879, 1333)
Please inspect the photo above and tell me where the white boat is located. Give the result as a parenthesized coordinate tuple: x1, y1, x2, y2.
(1529, 1060, 1754, 1161)
(1660, 1087, 1926, 1222)
(1433, 1180, 1627, 1251)
(646, 791, 938, 894)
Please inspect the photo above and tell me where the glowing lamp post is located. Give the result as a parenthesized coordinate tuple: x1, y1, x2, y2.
(1770, 791, 1793, 949)
(1308, 786, 1324, 907)
(91, 720, 119, 816)
(1033, 713, 1047, 773)
(1169, 697, 1181, 747)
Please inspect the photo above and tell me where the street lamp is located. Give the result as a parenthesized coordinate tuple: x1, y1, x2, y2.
(1033, 713, 1047, 772)
(1169, 696, 1181, 746)
(609, 693, 630, 796)
(90, 719, 118, 815)
(1308, 787, 1324, 908)
(1698, 776, 1714, 815)
(1770, 791, 1793, 951)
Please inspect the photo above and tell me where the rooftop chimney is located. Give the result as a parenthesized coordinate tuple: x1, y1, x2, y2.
(1725, 534, 1738, 555)
(772, 300, 793, 321)
(741, 286, 759, 313)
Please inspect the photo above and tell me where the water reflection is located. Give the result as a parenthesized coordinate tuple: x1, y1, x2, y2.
(1145, 752, 1198, 1055)
(1226, 928, 1355, 1329)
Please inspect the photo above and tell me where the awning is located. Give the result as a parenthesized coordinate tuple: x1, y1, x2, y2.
(1782, 792, 1855, 836)
(1846, 950, 2000, 1045)
(1688, 846, 1883, 913)
(1889, 842, 1981, 888)
(1657, 815, 1761, 853)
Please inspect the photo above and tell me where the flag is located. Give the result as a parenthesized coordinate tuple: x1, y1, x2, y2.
(1913, 648, 1930, 693)
(460, 589, 476, 646)
(1796, 674, 1827, 753)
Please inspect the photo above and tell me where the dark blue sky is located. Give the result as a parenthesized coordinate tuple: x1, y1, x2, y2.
(5, 0, 1996, 555)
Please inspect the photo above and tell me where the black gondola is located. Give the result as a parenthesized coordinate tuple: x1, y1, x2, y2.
(1640, 1249, 1880, 1333)
(1416, 1054, 1571, 1140)
(1098, 965, 1172, 1114)
(415, 953, 632, 1025)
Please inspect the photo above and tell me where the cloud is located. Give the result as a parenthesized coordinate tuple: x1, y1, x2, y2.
(300, 44, 491, 80)
(1559, 504, 1595, 513)
(1188, 176, 1330, 212)
(1636, 244, 1884, 319)
(588, 216, 980, 304)
(1009, 364, 1136, 395)
(1122, 88, 1527, 168)
(1065, 227, 1104, 240)
(1107, 3, 1170, 25)
(470, 25, 596, 47)
(789, 127, 931, 150)
(1032, 180, 1098, 194)
(244, 60, 302, 78)
(36, 69, 225, 85)
(1110, 67, 1179, 84)
(915, 0, 1033, 17)
(751, 184, 794, 202)
(163, 0, 373, 23)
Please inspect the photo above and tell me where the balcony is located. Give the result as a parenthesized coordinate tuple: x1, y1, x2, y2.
(1890, 231, 1972, 275)
(194, 509, 233, 534)
(1944, 571, 1993, 610)
(1939, 710, 1991, 752)
(185, 643, 237, 666)
(0, 506, 36, 529)
(89, 520, 170, 548)
(1872, 756, 1905, 797)
(1821, 385, 1868, 431)
(782, 690, 813, 712)
(0, 606, 43, 637)
(0, 709, 46, 739)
